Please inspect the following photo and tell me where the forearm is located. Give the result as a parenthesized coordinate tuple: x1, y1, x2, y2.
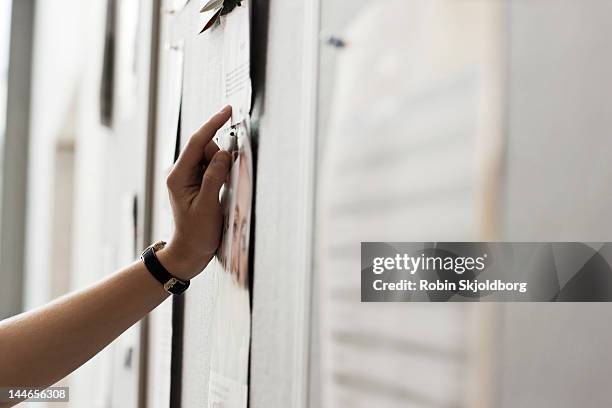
(0, 260, 169, 388)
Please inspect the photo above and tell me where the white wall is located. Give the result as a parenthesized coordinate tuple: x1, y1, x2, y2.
(24, 1, 112, 407)
(0, 0, 30, 319)
(500, 2, 612, 408)
(0, 0, 10, 141)
(24, 0, 88, 309)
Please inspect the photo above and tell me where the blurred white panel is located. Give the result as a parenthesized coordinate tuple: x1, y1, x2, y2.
(317, 1, 504, 407)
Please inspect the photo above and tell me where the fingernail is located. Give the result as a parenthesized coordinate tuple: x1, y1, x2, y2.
(220, 105, 232, 114)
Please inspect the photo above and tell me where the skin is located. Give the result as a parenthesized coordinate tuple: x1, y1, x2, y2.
(0, 106, 234, 396)
(230, 152, 252, 288)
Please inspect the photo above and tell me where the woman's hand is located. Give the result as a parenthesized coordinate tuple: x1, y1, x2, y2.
(157, 106, 233, 281)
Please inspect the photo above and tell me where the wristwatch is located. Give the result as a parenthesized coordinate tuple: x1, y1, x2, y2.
(141, 241, 190, 295)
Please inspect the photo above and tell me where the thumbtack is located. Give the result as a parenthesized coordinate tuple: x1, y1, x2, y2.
(323, 35, 346, 48)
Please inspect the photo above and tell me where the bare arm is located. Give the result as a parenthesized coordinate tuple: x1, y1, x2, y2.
(0, 260, 169, 388)
(0, 106, 233, 390)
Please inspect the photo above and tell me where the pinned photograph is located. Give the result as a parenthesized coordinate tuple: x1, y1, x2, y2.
(209, 121, 253, 406)
(217, 121, 252, 289)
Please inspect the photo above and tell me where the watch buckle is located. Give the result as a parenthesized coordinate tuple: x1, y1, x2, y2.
(164, 278, 178, 292)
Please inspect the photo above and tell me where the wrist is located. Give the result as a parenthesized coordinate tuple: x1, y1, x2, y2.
(156, 243, 210, 281)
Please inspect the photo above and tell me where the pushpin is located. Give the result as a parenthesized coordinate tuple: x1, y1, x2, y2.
(323, 35, 346, 48)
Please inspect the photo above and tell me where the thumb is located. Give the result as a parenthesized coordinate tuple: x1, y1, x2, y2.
(199, 150, 232, 207)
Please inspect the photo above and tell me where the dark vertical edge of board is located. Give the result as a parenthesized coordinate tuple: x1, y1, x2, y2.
(100, 0, 116, 127)
(247, 0, 269, 405)
(247, 0, 269, 305)
(248, 0, 270, 143)
(170, 295, 185, 408)
(169, 88, 185, 408)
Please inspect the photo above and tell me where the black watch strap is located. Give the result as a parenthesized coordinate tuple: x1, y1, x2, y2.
(141, 242, 190, 295)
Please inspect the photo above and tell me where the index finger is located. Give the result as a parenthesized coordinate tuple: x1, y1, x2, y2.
(172, 105, 231, 178)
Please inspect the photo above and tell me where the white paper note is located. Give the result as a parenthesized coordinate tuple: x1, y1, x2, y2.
(117, 0, 141, 120)
(148, 300, 173, 408)
(208, 371, 248, 408)
(162, 41, 184, 171)
(109, 195, 141, 408)
(221, 1, 251, 124)
(156, 41, 183, 243)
